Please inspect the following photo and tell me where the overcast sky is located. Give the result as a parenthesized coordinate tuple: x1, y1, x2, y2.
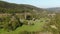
(2, 0, 60, 8)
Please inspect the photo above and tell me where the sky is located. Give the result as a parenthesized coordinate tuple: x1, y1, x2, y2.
(2, 0, 60, 8)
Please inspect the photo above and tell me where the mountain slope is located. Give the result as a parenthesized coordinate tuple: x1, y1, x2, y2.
(46, 7, 60, 13)
(0, 1, 43, 13)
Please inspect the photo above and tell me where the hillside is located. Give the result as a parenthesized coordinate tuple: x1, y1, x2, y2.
(46, 7, 60, 13)
(0, 1, 60, 34)
(0, 1, 43, 13)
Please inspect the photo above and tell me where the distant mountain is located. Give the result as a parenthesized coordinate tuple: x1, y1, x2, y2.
(46, 7, 60, 13)
(1, 1, 60, 14)
(0, 1, 43, 13)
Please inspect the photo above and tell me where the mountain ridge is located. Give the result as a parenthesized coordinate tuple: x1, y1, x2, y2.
(0, 1, 44, 13)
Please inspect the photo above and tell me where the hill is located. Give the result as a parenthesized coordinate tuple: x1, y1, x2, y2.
(0, 1, 60, 34)
(46, 7, 60, 13)
(0, 1, 43, 13)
